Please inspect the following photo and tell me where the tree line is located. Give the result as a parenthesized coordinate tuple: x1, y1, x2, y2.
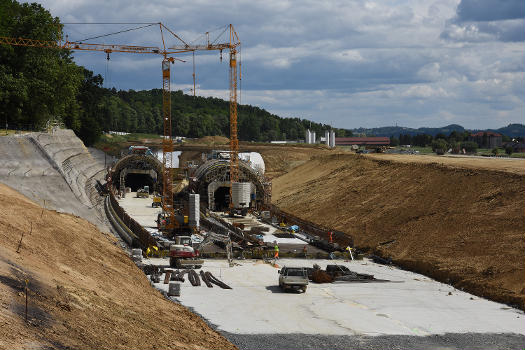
(390, 130, 521, 154)
(390, 131, 480, 153)
(0, 0, 351, 145)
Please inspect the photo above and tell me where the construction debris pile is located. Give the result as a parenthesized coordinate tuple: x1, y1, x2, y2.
(308, 264, 390, 284)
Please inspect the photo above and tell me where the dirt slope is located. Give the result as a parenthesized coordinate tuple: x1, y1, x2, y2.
(0, 184, 236, 350)
(272, 153, 525, 309)
(177, 144, 334, 179)
(257, 145, 334, 179)
(367, 153, 525, 175)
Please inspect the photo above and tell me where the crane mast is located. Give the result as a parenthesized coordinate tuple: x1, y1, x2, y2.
(229, 48, 239, 207)
(170, 24, 241, 211)
(162, 57, 175, 230)
(0, 22, 241, 230)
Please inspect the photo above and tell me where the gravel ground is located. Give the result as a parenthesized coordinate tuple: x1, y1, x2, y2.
(222, 332, 525, 350)
(176, 297, 524, 350)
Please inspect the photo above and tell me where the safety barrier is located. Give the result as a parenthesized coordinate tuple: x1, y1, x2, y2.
(107, 190, 157, 249)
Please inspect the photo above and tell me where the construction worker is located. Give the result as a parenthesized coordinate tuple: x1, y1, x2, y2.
(274, 243, 279, 259)
(328, 231, 333, 244)
(303, 245, 307, 258)
(345, 246, 354, 261)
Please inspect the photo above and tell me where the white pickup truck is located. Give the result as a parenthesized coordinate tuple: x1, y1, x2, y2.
(278, 267, 309, 293)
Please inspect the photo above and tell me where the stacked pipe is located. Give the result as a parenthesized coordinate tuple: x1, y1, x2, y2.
(204, 271, 232, 289)
(200, 270, 213, 288)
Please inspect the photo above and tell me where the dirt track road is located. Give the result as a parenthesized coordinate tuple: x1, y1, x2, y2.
(366, 153, 525, 175)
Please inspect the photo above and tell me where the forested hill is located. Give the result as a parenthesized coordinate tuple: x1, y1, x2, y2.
(0, 0, 348, 146)
(90, 88, 350, 144)
(352, 123, 525, 138)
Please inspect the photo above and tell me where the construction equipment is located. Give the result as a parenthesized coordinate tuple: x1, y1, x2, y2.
(169, 232, 232, 268)
(157, 212, 192, 236)
(169, 235, 203, 269)
(137, 186, 149, 198)
(195, 232, 233, 266)
(0, 22, 241, 235)
(152, 193, 162, 208)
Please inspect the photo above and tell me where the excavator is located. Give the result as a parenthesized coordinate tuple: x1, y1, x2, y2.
(169, 232, 233, 268)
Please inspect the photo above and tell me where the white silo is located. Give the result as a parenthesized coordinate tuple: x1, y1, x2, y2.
(232, 182, 251, 209)
(330, 130, 336, 147)
(310, 131, 316, 144)
(305, 129, 311, 144)
(325, 130, 330, 146)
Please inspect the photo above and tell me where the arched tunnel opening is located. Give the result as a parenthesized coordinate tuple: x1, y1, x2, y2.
(214, 186, 230, 212)
(125, 173, 154, 192)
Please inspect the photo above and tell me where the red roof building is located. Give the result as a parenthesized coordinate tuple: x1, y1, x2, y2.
(335, 137, 390, 146)
(470, 131, 501, 137)
(469, 132, 502, 149)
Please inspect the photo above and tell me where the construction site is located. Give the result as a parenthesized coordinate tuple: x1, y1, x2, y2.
(1, 126, 524, 350)
(1, 21, 525, 350)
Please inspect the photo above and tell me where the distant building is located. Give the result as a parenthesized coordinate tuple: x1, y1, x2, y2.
(335, 137, 390, 146)
(329, 130, 336, 148)
(305, 129, 316, 144)
(469, 132, 502, 149)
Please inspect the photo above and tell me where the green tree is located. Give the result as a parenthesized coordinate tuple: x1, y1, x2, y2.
(389, 136, 399, 146)
(460, 141, 478, 153)
(0, 0, 82, 130)
(432, 138, 448, 154)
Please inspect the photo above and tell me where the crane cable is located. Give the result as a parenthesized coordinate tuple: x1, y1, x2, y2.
(238, 46, 242, 105)
(192, 51, 196, 97)
(76, 23, 157, 42)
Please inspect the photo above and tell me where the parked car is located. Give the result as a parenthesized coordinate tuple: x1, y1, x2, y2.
(278, 266, 308, 292)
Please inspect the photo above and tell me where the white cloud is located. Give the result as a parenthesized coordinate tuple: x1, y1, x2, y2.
(23, 0, 525, 129)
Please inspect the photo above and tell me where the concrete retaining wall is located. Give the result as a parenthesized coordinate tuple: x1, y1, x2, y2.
(0, 130, 108, 231)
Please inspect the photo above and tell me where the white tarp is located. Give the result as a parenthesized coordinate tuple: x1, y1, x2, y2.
(155, 150, 181, 168)
(239, 152, 265, 174)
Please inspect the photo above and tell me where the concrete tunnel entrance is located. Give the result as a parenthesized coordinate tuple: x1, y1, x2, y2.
(191, 159, 271, 211)
(125, 173, 154, 192)
(111, 154, 163, 196)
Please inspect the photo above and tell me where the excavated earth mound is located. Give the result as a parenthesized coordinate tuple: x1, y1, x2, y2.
(272, 153, 525, 310)
(0, 183, 236, 350)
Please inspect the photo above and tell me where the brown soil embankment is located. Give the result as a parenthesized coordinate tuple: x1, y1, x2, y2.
(0, 184, 236, 350)
(272, 153, 525, 309)
(258, 145, 333, 179)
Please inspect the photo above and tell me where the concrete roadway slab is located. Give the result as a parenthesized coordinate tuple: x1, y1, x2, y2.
(118, 192, 161, 228)
(146, 258, 524, 337)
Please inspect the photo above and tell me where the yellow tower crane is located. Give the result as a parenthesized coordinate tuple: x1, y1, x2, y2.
(0, 22, 241, 232)
(169, 24, 241, 212)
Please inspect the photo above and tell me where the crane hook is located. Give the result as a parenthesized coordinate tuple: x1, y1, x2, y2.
(106, 52, 110, 61)
(220, 49, 223, 62)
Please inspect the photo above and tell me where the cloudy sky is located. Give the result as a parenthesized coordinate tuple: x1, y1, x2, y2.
(32, 0, 524, 129)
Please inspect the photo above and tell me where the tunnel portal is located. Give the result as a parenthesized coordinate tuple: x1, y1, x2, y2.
(111, 154, 162, 196)
(190, 159, 271, 211)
